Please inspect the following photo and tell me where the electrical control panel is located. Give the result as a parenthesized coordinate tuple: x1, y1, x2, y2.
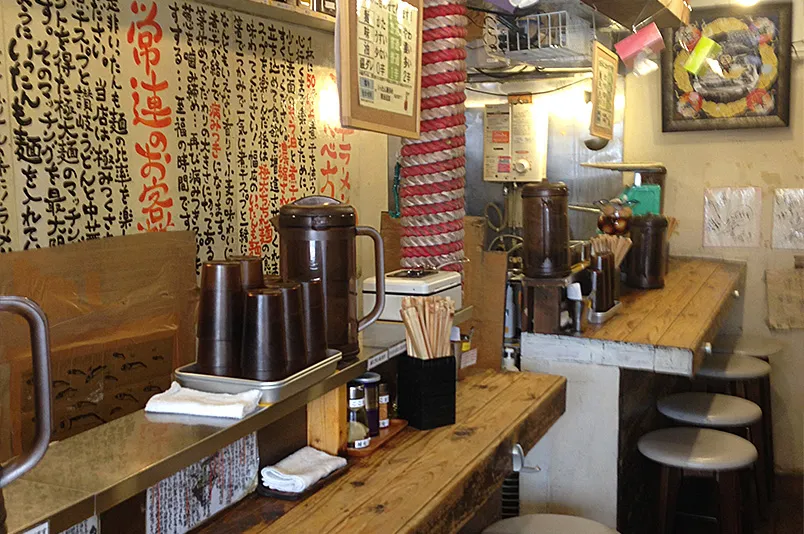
(483, 102, 548, 183)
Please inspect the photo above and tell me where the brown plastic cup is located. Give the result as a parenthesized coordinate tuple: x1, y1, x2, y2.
(197, 339, 241, 377)
(241, 289, 288, 381)
(592, 252, 614, 312)
(299, 279, 328, 366)
(198, 261, 244, 339)
(200, 260, 242, 292)
(197, 289, 244, 340)
(266, 280, 308, 376)
(263, 273, 281, 286)
(228, 255, 265, 290)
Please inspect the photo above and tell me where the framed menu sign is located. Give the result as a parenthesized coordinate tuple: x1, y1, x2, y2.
(590, 41, 619, 140)
(338, 0, 423, 138)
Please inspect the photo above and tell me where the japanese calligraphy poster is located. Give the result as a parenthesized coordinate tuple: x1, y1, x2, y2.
(59, 516, 99, 534)
(356, 0, 418, 116)
(772, 188, 804, 250)
(703, 187, 762, 248)
(0, 0, 383, 273)
(146, 433, 258, 534)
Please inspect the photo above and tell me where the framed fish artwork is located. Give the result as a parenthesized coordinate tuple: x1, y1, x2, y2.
(661, 2, 792, 132)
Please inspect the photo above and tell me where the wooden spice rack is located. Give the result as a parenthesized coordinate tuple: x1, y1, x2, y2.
(346, 419, 409, 457)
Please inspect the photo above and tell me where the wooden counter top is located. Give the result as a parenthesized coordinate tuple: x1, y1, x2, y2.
(522, 257, 746, 376)
(196, 370, 566, 534)
(588, 258, 743, 348)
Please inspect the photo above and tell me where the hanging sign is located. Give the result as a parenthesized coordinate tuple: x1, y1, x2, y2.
(338, 0, 423, 138)
(591, 41, 619, 141)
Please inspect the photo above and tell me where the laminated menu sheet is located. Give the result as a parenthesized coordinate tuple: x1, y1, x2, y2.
(146, 433, 259, 534)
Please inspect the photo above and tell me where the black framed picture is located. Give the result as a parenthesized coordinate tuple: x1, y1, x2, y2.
(661, 2, 793, 132)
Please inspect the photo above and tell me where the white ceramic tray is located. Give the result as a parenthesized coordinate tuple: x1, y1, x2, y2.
(174, 349, 342, 404)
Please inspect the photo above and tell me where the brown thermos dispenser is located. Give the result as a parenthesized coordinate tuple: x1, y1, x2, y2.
(627, 214, 668, 289)
(522, 182, 571, 278)
(278, 197, 386, 357)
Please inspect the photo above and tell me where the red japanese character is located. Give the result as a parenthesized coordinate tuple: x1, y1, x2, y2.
(320, 143, 337, 159)
(320, 160, 337, 177)
(320, 180, 335, 197)
(127, 2, 162, 75)
(131, 74, 172, 128)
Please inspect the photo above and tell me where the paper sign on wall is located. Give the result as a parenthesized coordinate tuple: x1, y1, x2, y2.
(772, 188, 804, 250)
(356, 0, 418, 116)
(59, 516, 98, 534)
(146, 433, 258, 534)
(703, 187, 762, 248)
(0, 0, 377, 272)
(766, 269, 804, 330)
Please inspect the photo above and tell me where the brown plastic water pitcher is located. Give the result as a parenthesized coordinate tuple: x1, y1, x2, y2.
(279, 197, 386, 357)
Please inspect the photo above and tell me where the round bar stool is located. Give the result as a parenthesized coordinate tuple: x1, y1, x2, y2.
(713, 334, 782, 498)
(657, 392, 768, 518)
(482, 514, 619, 534)
(696, 353, 771, 382)
(697, 352, 774, 498)
(713, 334, 784, 359)
(638, 427, 758, 534)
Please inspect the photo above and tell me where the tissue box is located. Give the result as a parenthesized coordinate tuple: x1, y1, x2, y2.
(614, 23, 665, 69)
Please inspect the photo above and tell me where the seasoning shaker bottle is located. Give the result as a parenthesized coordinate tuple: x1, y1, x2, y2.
(351, 372, 381, 437)
(347, 385, 371, 449)
(378, 382, 390, 429)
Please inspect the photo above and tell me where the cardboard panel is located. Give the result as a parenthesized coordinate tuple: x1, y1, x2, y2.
(0, 232, 196, 460)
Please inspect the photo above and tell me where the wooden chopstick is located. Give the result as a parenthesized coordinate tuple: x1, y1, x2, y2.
(400, 296, 456, 359)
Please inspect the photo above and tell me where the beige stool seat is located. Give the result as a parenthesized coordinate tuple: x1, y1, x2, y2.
(638, 427, 757, 471)
(482, 514, 619, 534)
(696, 353, 770, 380)
(658, 392, 762, 428)
(713, 334, 784, 358)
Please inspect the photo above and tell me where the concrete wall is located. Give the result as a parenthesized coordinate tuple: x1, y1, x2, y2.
(623, 0, 804, 473)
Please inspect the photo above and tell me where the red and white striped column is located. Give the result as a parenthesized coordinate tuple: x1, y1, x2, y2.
(399, 0, 467, 272)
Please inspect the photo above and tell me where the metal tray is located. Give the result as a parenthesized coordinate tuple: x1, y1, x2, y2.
(587, 300, 622, 324)
(174, 349, 342, 404)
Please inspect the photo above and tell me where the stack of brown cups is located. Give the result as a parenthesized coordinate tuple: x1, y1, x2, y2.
(241, 288, 287, 381)
(228, 255, 265, 290)
(265, 281, 308, 376)
(299, 279, 328, 366)
(197, 261, 244, 377)
(263, 273, 281, 286)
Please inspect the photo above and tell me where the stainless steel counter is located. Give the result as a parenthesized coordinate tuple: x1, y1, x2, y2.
(3, 323, 407, 534)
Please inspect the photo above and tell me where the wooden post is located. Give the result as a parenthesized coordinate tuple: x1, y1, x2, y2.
(307, 385, 347, 455)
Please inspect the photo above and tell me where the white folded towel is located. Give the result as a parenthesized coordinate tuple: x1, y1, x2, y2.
(145, 382, 261, 419)
(261, 446, 347, 493)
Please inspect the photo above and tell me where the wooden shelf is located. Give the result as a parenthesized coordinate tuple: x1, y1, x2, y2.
(195, 371, 567, 534)
(198, 0, 336, 33)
